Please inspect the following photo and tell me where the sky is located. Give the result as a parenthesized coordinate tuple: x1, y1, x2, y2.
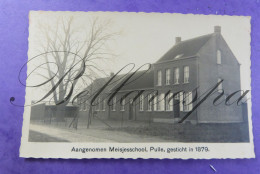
(28, 11, 251, 101)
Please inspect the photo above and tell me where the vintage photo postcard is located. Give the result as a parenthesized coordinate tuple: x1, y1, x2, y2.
(19, 11, 254, 159)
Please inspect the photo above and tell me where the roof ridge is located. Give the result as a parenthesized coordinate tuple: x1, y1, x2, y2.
(156, 33, 215, 63)
(176, 33, 214, 44)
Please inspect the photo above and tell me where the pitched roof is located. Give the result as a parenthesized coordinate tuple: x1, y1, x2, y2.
(86, 33, 215, 94)
(156, 34, 213, 63)
(86, 69, 154, 94)
(111, 69, 154, 92)
(87, 74, 125, 94)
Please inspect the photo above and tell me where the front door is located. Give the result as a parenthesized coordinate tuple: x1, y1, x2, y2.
(174, 99, 180, 118)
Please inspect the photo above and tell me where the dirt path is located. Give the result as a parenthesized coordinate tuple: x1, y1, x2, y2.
(29, 130, 69, 142)
(29, 123, 169, 142)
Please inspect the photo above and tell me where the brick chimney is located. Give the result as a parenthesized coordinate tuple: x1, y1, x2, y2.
(214, 26, 221, 33)
(175, 37, 181, 44)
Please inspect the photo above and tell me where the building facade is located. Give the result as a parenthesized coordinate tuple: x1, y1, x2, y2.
(79, 26, 245, 124)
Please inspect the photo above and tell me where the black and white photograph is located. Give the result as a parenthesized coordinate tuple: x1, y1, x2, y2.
(19, 11, 254, 159)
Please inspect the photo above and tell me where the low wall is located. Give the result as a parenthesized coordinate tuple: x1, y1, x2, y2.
(30, 103, 46, 121)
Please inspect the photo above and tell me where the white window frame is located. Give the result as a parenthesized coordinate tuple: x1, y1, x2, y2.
(157, 70, 162, 86)
(174, 93, 179, 100)
(188, 92, 193, 111)
(120, 98, 125, 111)
(99, 98, 102, 111)
(174, 68, 179, 84)
(166, 92, 173, 111)
(102, 99, 106, 111)
(184, 66, 189, 83)
(183, 92, 193, 112)
(139, 94, 144, 111)
(217, 50, 221, 64)
(158, 93, 165, 111)
(96, 97, 100, 111)
(183, 93, 188, 112)
(165, 69, 171, 85)
(112, 96, 116, 111)
(147, 94, 152, 111)
(153, 96, 158, 111)
(179, 92, 184, 111)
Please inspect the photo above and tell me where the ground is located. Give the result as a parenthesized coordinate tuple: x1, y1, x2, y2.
(28, 120, 170, 142)
(29, 130, 69, 142)
(28, 117, 249, 143)
(111, 122, 250, 142)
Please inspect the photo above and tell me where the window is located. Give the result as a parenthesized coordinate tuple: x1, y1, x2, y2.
(95, 97, 100, 111)
(179, 92, 184, 111)
(83, 100, 87, 111)
(183, 92, 193, 112)
(120, 98, 125, 111)
(79, 98, 85, 111)
(78, 98, 83, 111)
(153, 96, 158, 111)
(166, 93, 173, 111)
(218, 78, 223, 91)
(175, 54, 184, 59)
(217, 50, 221, 64)
(165, 69, 171, 85)
(98, 98, 101, 111)
(158, 93, 165, 111)
(139, 94, 144, 111)
(157, 70, 162, 86)
(112, 96, 116, 111)
(174, 68, 179, 84)
(101, 99, 105, 111)
(147, 94, 152, 111)
(174, 93, 179, 100)
(184, 66, 189, 83)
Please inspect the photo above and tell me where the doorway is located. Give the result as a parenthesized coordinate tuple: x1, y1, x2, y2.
(174, 99, 180, 118)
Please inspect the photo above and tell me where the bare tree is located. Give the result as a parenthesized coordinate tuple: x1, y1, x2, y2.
(36, 16, 118, 121)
